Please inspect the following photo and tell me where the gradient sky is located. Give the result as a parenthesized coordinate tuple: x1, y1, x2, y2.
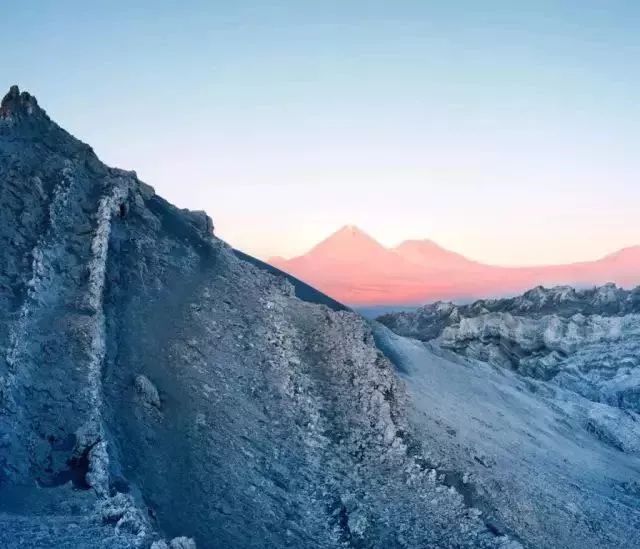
(2, 1, 639, 265)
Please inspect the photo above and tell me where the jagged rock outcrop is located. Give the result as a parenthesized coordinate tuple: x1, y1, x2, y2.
(378, 285, 640, 412)
(0, 87, 510, 548)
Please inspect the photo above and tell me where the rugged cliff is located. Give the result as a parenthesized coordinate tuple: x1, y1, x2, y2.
(0, 87, 509, 548)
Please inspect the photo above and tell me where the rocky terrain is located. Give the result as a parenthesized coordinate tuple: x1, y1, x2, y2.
(1, 86, 639, 549)
(378, 285, 640, 413)
(372, 324, 640, 548)
(0, 87, 514, 548)
(375, 285, 640, 548)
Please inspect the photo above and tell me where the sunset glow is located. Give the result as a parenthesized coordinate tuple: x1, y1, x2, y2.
(2, 1, 639, 268)
(270, 226, 640, 306)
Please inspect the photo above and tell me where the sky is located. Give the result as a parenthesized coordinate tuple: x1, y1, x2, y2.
(1, 1, 639, 266)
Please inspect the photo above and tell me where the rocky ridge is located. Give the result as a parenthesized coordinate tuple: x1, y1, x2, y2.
(378, 284, 640, 411)
(0, 87, 511, 548)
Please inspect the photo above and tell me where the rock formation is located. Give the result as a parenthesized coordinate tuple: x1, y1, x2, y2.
(378, 284, 640, 412)
(0, 87, 508, 548)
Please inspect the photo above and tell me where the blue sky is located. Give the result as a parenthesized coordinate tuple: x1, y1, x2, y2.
(2, 1, 639, 264)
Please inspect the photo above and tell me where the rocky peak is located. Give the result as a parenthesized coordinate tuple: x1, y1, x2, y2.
(0, 85, 98, 160)
(0, 85, 47, 122)
(0, 86, 513, 548)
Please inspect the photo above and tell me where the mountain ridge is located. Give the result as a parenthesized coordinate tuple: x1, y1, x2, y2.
(269, 226, 640, 306)
(377, 282, 640, 412)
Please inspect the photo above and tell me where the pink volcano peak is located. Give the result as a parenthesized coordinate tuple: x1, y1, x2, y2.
(268, 228, 640, 306)
(307, 225, 387, 261)
(269, 225, 425, 304)
(394, 239, 451, 255)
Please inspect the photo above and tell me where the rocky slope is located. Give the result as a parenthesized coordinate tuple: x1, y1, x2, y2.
(375, 285, 640, 547)
(0, 87, 511, 548)
(378, 284, 640, 412)
(372, 324, 640, 549)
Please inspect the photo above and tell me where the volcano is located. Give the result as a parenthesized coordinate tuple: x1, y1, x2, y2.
(270, 227, 640, 306)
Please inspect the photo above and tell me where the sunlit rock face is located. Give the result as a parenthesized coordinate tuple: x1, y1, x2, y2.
(0, 87, 507, 548)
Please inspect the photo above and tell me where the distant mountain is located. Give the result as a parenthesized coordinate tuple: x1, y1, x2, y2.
(269, 225, 425, 305)
(269, 226, 640, 306)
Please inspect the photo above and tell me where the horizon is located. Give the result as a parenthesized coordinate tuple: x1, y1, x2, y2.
(2, 2, 639, 266)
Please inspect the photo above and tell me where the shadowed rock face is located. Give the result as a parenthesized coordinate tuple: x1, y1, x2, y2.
(0, 87, 507, 548)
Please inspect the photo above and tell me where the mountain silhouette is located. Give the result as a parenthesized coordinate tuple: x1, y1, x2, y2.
(270, 227, 640, 306)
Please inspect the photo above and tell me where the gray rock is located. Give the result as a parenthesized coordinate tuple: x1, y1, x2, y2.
(151, 538, 197, 549)
(134, 374, 161, 408)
